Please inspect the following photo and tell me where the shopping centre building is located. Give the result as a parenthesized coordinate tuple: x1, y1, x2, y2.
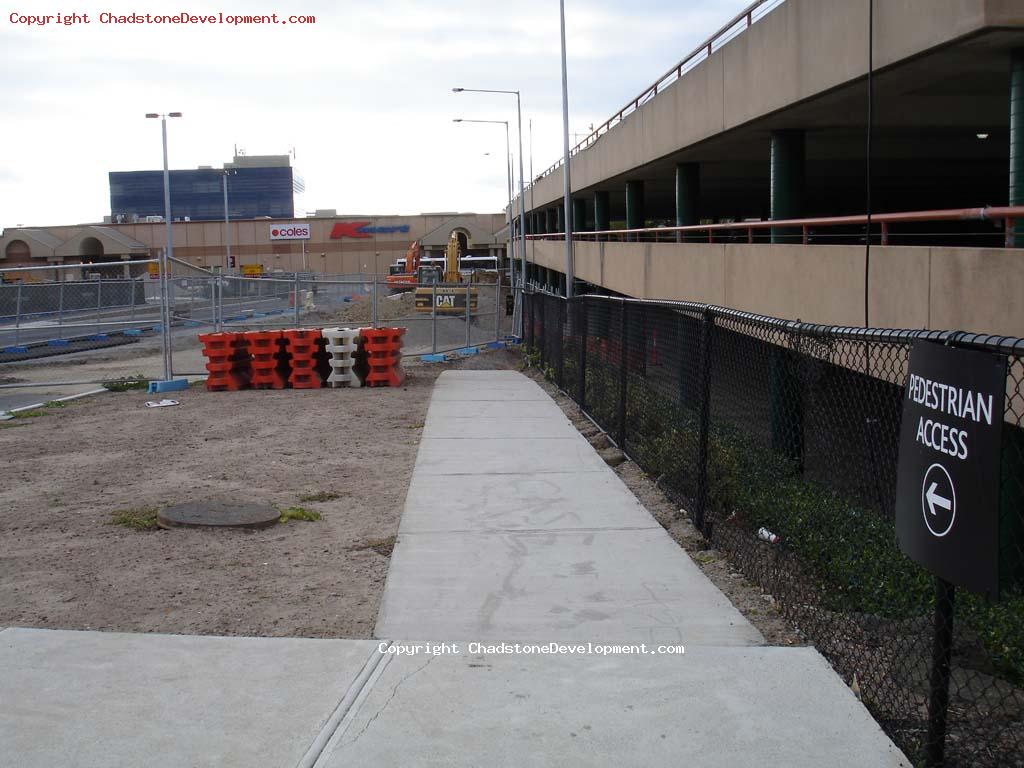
(0, 212, 509, 278)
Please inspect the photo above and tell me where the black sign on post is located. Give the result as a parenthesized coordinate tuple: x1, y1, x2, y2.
(895, 340, 1007, 598)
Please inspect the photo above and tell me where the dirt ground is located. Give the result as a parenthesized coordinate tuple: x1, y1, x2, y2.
(1, 345, 802, 646)
(0, 353, 514, 639)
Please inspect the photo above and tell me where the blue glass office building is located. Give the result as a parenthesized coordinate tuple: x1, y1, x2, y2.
(109, 165, 294, 222)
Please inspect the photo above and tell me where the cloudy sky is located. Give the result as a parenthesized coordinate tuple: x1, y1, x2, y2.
(2, 0, 750, 227)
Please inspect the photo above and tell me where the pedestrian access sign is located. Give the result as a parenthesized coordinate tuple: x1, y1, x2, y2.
(895, 341, 1006, 597)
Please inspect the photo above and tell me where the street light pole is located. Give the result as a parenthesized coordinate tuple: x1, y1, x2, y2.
(223, 170, 234, 273)
(453, 86, 527, 304)
(559, 0, 574, 298)
(146, 111, 182, 380)
(452, 118, 512, 283)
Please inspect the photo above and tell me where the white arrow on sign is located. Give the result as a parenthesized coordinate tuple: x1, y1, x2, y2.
(925, 482, 952, 517)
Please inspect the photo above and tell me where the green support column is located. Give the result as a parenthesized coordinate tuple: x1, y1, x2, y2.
(594, 191, 610, 232)
(770, 130, 805, 244)
(572, 198, 587, 232)
(546, 208, 557, 234)
(1012, 49, 1024, 243)
(626, 180, 645, 238)
(675, 163, 700, 241)
(556, 205, 565, 234)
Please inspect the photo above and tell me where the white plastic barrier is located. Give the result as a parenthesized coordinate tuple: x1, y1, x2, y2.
(321, 327, 364, 388)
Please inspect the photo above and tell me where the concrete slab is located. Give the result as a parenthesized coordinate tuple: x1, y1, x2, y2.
(375, 528, 763, 645)
(318, 646, 909, 768)
(415, 437, 608, 475)
(424, 399, 566, 421)
(422, 416, 578, 439)
(399, 472, 656, 533)
(0, 628, 377, 768)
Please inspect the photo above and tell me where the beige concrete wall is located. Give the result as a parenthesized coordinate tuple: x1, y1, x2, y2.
(529, 240, 1024, 338)
(0, 214, 507, 274)
(523, 0, 1013, 211)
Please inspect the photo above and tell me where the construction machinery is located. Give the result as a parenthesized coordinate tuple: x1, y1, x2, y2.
(384, 240, 424, 293)
(414, 233, 479, 314)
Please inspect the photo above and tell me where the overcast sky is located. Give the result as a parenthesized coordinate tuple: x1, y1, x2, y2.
(2, 0, 751, 227)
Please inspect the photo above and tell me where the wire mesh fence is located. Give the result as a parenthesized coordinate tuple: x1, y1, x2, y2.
(524, 289, 1024, 767)
(0, 258, 514, 395)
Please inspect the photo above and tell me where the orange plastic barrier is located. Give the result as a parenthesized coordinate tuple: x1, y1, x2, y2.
(361, 327, 406, 388)
(282, 329, 329, 389)
(245, 330, 290, 390)
(198, 332, 252, 391)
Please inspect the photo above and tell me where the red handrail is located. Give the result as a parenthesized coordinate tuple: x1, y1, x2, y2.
(529, 0, 786, 186)
(524, 206, 1024, 249)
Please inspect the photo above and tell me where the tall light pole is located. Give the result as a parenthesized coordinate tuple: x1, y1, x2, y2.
(453, 119, 512, 279)
(452, 87, 526, 297)
(559, 0, 574, 298)
(223, 168, 237, 272)
(145, 111, 181, 381)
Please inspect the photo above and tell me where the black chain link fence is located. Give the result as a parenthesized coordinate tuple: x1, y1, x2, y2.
(524, 289, 1024, 767)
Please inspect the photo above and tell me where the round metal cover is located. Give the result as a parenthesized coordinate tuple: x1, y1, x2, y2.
(157, 500, 280, 530)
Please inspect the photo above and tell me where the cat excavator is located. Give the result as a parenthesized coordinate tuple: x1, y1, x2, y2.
(414, 232, 479, 314)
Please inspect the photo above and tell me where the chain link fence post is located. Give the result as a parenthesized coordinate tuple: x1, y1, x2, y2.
(14, 282, 22, 347)
(693, 307, 715, 536)
(372, 277, 379, 329)
(617, 300, 628, 449)
(925, 577, 956, 767)
(431, 283, 438, 354)
(465, 282, 471, 349)
(57, 279, 64, 341)
(556, 298, 565, 388)
(581, 296, 589, 411)
(494, 271, 502, 343)
(294, 272, 301, 327)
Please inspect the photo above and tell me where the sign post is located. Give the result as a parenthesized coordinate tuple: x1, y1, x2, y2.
(895, 339, 1007, 766)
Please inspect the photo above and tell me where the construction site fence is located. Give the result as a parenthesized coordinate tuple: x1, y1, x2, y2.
(0, 258, 515, 389)
(523, 288, 1024, 768)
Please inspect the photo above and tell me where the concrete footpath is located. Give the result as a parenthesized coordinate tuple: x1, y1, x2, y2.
(0, 371, 908, 766)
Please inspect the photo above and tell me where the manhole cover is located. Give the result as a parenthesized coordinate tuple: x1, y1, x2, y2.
(157, 501, 279, 530)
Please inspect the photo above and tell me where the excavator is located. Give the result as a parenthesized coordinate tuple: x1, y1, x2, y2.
(414, 232, 479, 314)
(385, 240, 424, 293)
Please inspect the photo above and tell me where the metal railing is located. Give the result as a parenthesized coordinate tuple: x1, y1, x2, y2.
(526, 205, 1024, 248)
(528, 0, 787, 187)
(524, 288, 1024, 767)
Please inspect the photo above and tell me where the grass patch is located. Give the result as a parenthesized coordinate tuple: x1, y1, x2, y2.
(297, 491, 340, 503)
(102, 376, 149, 392)
(43, 400, 67, 409)
(108, 506, 159, 530)
(278, 506, 321, 523)
(351, 534, 397, 557)
(12, 410, 44, 419)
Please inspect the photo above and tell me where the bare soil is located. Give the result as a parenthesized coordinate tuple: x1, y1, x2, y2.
(0, 353, 514, 639)
(1, 345, 800, 646)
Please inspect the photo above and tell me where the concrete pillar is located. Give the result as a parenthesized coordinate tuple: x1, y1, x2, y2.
(675, 163, 700, 242)
(626, 180, 645, 231)
(770, 130, 805, 244)
(594, 191, 610, 232)
(546, 208, 557, 234)
(572, 198, 587, 232)
(1012, 48, 1024, 242)
(555, 205, 565, 234)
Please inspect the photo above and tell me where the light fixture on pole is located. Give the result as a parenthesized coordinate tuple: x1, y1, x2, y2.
(452, 87, 527, 298)
(145, 111, 182, 380)
(558, 0, 574, 298)
(452, 118, 513, 281)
